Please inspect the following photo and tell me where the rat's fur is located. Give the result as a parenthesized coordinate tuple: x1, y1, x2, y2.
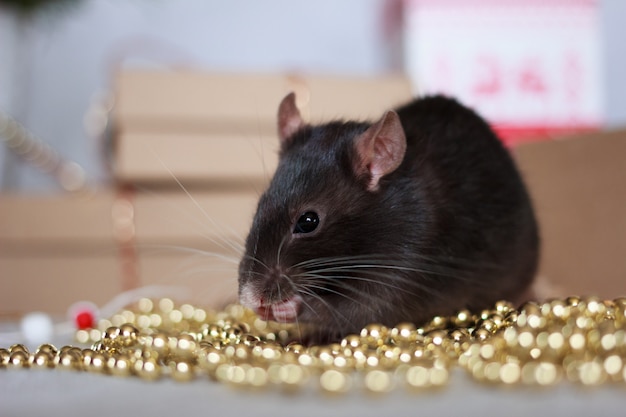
(238, 95, 539, 343)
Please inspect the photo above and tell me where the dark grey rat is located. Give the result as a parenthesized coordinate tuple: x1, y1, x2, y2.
(238, 92, 539, 344)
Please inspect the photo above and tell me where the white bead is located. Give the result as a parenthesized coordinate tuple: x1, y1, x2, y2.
(21, 312, 54, 346)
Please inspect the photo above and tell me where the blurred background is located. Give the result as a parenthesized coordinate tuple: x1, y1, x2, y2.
(1, 0, 626, 316)
(0, 0, 625, 192)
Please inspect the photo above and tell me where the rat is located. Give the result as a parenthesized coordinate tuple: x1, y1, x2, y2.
(238, 92, 539, 344)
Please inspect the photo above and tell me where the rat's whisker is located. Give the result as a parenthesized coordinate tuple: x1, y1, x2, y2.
(294, 285, 352, 330)
(240, 254, 270, 272)
(135, 243, 242, 265)
(297, 272, 415, 295)
(143, 149, 246, 255)
(298, 283, 378, 315)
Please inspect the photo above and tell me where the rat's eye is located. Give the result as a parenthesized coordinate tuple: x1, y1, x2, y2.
(293, 211, 319, 234)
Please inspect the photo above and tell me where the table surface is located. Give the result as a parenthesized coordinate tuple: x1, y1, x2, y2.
(2, 364, 626, 417)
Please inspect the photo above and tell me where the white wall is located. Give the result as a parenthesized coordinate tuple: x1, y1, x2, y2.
(602, 0, 626, 128)
(0, 0, 395, 191)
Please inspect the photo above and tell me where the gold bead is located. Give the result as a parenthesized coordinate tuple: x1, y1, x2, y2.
(241, 334, 261, 347)
(225, 323, 246, 341)
(504, 310, 519, 325)
(284, 342, 305, 353)
(146, 332, 170, 358)
(197, 346, 226, 372)
(525, 361, 560, 386)
(405, 365, 430, 388)
(178, 303, 196, 320)
(245, 366, 269, 387)
(578, 360, 606, 385)
(267, 363, 307, 388)
(8, 350, 30, 368)
(360, 324, 388, 348)
(472, 328, 492, 342)
(134, 357, 161, 380)
(225, 304, 246, 320)
(137, 298, 154, 313)
(483, 361, 501, 382)
(454, 309, 474, 327)
(257, 342, 282, 362)
(547, 299, 570, 320)
(0, 348, 10, 367)
(517, 329, 535, 349)
(479, 343, 497, 360)
(332, 354, 355, 369)
(448, 329, 470, 350)
(297, 352, 315, 367)
(30, 351, 54, 368)
(405, 364, 448, 388)
(9, 344, 29, 354)
(319, 369, 351, 393)
(75, 330, 91, 344)
(192, 307, 208, 323)
(109, 354, 133, 377)
(487, 313, 505, 328)
(584, 297, 606, 318)
(168, 309, 184, 325)
(101, 326, 123, 349)
(568, 332, 586, 351)
(217, 364, 248, 385)
(55, 347, 83, 370)
(170, 360, 195, 382)
(499, 362, 521, 384)
(313, 346, 335, 367)
(427, 315, 448, 331)
(118, 324, 139, 347)
(36, 344, 58, 355)
(566, 296, 581, 307)
(424, 330, 447, 348)
(429, 366, 449, 386)
(158, 298, 175, 314)
(169, 333, 198, 361)
(603, 354, 623, 380)
(86, 352, 108, 373)
(364, 370, 393, 393)
(390, 322, 418, 345)
(341, 334, 364, 351)
(494, 300, 514, 314)
(202, 324, 226, 342)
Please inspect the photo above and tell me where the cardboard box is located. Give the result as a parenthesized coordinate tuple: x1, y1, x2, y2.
(514, 129, 626, 298)
(0, 189, 255, 316)
(112, 70, 414, 185)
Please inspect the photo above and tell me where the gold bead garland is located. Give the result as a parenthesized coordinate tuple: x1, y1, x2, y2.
(1, 296, 626, 393)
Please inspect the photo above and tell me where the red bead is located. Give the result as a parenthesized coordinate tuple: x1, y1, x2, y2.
(75, 310, 95, 329)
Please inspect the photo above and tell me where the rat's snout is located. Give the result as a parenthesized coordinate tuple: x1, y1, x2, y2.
(239, 263, 294, 304)
(238, 264, 302, 323)
(261, 265, 295, 300)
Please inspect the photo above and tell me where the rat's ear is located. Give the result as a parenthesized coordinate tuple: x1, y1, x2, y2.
(277, 92, 303, 144)
(353, 110, 407, 191)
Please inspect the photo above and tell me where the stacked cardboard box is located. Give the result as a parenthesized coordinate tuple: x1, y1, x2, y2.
(0, 70, 414, 316)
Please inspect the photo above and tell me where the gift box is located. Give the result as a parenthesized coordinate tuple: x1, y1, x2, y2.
(403, 0, 604, 145)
